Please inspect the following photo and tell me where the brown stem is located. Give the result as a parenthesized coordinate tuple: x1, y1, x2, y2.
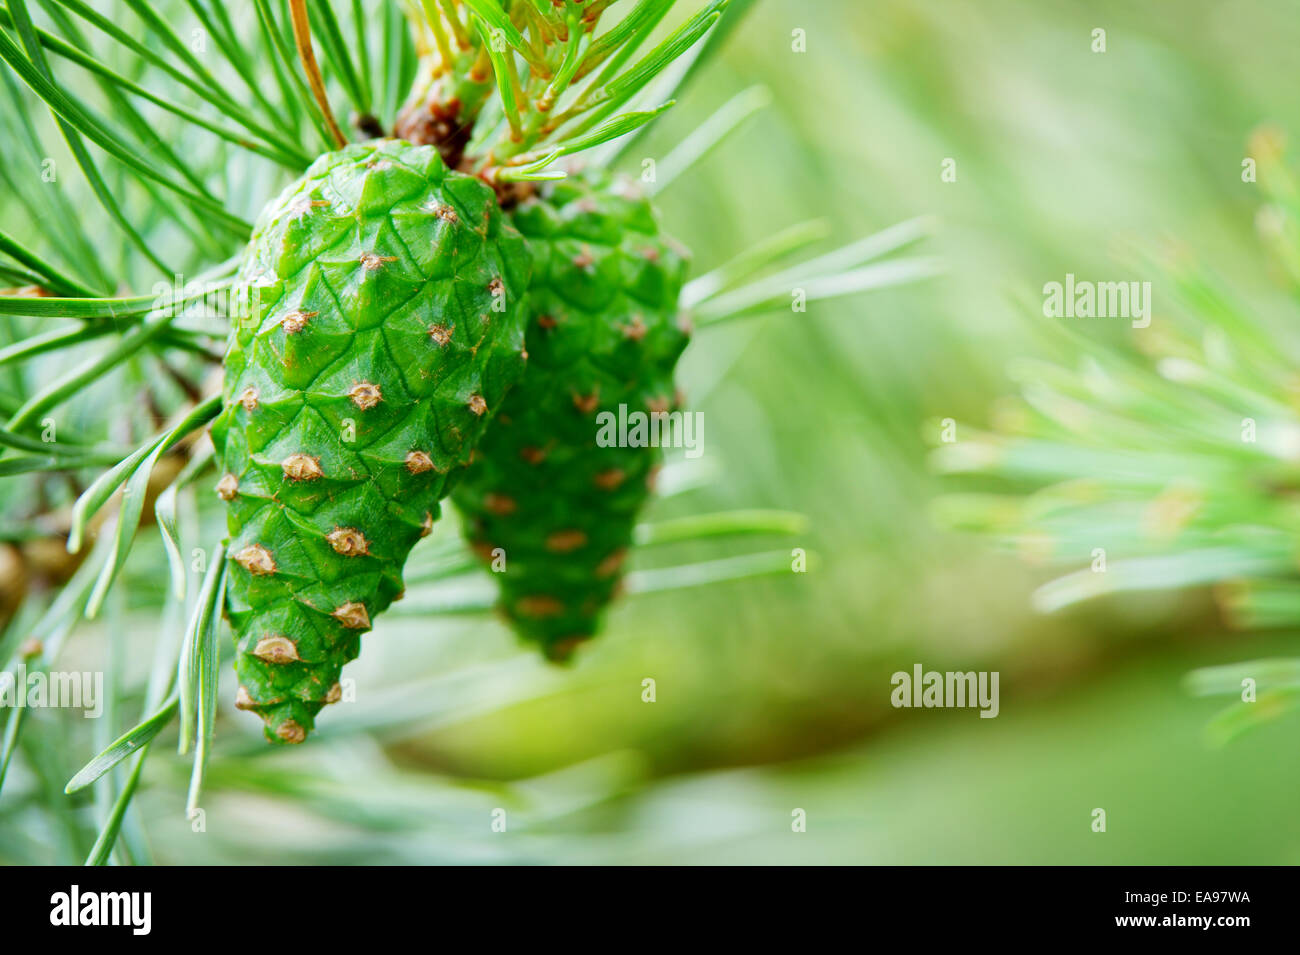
(288, 0, 348, 150)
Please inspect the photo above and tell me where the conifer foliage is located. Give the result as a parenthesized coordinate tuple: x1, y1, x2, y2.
(0, 0, 936, 860)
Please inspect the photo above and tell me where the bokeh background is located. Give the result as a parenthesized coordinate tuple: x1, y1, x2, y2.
(6, 0, 1300, 864)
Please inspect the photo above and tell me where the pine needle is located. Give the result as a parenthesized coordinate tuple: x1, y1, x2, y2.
(289, 0, 348, 149)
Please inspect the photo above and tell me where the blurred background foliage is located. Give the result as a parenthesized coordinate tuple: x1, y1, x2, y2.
(6, 0, 1300, 864)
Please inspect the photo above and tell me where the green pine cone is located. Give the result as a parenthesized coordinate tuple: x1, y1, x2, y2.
(210, 139, 529, 742)
(452, 170, 690, 661)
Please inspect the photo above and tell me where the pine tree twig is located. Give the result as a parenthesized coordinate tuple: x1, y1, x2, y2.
(289, 0, 348, 149)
